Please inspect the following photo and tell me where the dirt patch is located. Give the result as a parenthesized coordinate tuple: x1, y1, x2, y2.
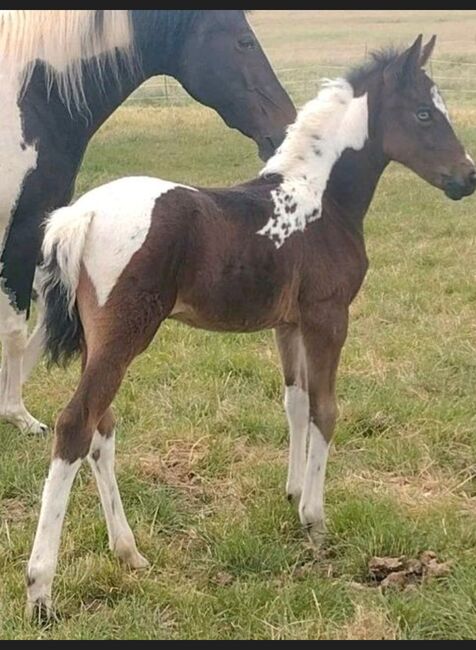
(138, 438, 210, 496)
(331, 604, 398, 640)
(367, 551, 451, 590)
(0, 497, 29, 521)
(340, 468, 461, 512)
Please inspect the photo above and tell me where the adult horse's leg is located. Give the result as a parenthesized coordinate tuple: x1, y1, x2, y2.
(22, 268, 47, 384)
(0, 292, 47, 434)
(274, 324, 309, 503)
(298, 307, 348, 545)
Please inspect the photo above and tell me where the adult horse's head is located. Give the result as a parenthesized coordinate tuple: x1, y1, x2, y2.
(161, 10, 296, 161)
(378, 35, 476, 200)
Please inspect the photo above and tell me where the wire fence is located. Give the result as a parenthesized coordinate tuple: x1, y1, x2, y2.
(125, 57, 476, 109)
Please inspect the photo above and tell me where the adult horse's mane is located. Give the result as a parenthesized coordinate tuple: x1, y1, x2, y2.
(0, 10, 134, 109)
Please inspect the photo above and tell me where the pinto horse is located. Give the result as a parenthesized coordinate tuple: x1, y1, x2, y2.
(27, 36, 475, 617)
(0, 9, 295, 434)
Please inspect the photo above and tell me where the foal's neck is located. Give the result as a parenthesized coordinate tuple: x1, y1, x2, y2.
(325, 138, 389, 233)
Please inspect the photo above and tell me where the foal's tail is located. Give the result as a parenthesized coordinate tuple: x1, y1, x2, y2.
(41, 204, 95, 365)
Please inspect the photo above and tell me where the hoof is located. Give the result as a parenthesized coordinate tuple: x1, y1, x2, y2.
(115, 539, 150, 570)
(25, 597, 54, 625)
(127, 551, 150, 570)
(24, 419, 49, 436)
(2, 411, 49, 435)
(304, 520, 327, 549)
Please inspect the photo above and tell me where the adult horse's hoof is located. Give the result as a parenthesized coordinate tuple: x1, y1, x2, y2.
(22, 417, 49, 436)
(2, 410, 49, 435)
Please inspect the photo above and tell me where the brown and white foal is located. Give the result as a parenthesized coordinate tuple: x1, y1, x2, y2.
(27, 36, 475, 617)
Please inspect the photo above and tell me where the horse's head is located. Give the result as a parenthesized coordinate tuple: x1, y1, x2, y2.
(173, 10, 296, 161)
(379, 35, 475, 200)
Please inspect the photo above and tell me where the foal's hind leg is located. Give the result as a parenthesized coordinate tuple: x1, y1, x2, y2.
(26, 350, 147, 618)
(88, 408, 148, 569)
(275, 324, 309, 503)
(26, 292, 166, 618)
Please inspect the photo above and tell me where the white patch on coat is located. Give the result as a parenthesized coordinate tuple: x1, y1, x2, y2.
(431, 85, 450, 121)
(42, 176, 196, 310)
(0, 73, 43, 433)
(284, 385, 309, 500)
(0, 72, 38, 250)
(466, 153, 474, 165)
(257, 78, 368, 248)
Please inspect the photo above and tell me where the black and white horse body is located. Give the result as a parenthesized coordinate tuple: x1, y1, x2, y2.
(0, 10, 295, 433)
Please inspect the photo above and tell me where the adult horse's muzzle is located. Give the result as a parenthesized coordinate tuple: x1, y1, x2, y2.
(258, 135, 283, 162)
(443, 168, 476, 201)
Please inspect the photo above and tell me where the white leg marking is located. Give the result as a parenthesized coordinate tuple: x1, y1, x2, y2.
(88, 430, 148, 568)
(26, 458, 81, 617)
(299, 423, 329, 539)
(21, 319, 45, 385)
(0, 294, 47, 434)
(284, 385, 309, 501)
(22, 267, 46, 384)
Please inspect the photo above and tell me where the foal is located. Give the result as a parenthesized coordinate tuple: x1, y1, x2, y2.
(27, 36, 475, 616)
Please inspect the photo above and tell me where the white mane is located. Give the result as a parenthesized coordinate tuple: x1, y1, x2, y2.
(258, 78, 369, 248)
(0, 10, 134, 110)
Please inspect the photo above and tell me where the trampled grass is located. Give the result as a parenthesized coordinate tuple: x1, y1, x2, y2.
(1, 10, 476, 640)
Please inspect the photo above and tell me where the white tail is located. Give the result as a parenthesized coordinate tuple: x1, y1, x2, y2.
(42, 205, 95, 315)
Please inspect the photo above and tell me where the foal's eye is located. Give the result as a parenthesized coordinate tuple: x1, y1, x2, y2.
(416, 108, 432, 122)
(238, 37, 256, 50)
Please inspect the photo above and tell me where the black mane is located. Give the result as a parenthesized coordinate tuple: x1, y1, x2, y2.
(346, 47, 403, 88)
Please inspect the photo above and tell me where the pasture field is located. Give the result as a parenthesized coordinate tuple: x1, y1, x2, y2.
(1, 10, 476, 640)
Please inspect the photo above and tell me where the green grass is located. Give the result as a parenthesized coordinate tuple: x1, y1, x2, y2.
(2, 10, 476, 641)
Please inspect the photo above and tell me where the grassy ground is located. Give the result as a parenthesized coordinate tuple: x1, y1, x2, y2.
(1, 10, 476, 640)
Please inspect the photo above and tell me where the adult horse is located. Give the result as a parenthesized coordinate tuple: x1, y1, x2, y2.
(27, 35, 475, 617)
(0, 9, 295, 434)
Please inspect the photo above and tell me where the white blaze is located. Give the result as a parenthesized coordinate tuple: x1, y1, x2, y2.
(431, 85, 450, 121)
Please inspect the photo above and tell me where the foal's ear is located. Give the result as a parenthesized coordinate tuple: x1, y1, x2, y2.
(420, 35, 437, 67)
(383, 34, 423, 88)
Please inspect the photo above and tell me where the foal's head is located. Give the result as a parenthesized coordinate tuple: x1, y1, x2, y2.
(370, 35, 475, 200)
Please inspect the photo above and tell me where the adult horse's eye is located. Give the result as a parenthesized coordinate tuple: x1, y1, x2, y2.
(417, 108, 432, 122)
(238, 37, 256, 50)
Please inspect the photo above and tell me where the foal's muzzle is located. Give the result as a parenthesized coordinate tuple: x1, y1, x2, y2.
(443, 170, 476, 201)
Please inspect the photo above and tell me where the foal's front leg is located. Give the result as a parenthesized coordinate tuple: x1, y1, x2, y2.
(275, 325, 309, 503)
(299, 310, 348, 545)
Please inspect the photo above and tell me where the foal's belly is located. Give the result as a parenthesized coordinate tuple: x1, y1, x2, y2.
(170, 273, 299, 333)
